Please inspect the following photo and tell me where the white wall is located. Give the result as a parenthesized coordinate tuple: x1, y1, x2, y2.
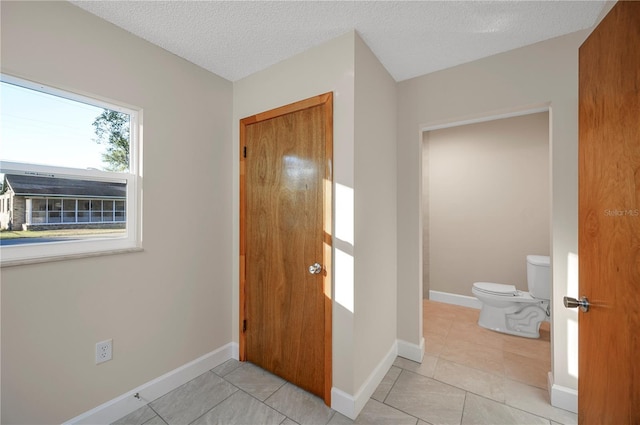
(427, 112, 550, 296)
(397, 30, 590, 400)
(0, 2, 233, 423)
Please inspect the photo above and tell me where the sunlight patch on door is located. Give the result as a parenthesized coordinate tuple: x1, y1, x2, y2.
(282, 155, 316, 191)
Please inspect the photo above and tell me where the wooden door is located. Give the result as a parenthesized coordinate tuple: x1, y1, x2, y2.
(578, 2, 640, 423)
(239, 93, 333, 405)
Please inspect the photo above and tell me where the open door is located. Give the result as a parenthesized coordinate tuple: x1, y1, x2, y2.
(575, 2, 640, 423)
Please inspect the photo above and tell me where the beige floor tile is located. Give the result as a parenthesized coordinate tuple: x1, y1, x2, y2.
(423, 300, 459, 320)
(371, 366, 402, 402)
(327, 399, 418, 425)
(440, 338, 505, 375)
(423, 316, 453, 338)
(424, 300, 480, 323)
(224, 362, 286, 401)
(503, 352, 550, 389)
(212, 358, 242, 377)
(462, 393, 550, 425)
(424, 301, 557, 421)
(114, 301, 560, 425)
(447, 322, 505, 351)
(393, 354, 439, 378)
(455, 307, 481, 323)
(143, 416, 169, 425)
(424, 333, 446, 356)
(192, 391, 285, 425)
(111, 405, 157, 425)
(504, 379, 577, 425)
(149, 371, 238, 425)
(539, 322, 551, 342)
(264, 382, 334, 425)
(434, 359, 505, 403)
(385, 371, 466, 425)
(502, 332, 551, 363)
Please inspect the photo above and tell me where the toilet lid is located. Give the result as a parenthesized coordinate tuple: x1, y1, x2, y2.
(473, 282, 518, 296)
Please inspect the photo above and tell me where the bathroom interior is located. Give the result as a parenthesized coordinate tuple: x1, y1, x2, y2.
(421, 110, 552, 392)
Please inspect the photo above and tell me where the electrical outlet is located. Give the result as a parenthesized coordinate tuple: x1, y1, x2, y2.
(95, 339, 112, 364)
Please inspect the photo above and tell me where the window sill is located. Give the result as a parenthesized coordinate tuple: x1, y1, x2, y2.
(0, 246, 143, 268)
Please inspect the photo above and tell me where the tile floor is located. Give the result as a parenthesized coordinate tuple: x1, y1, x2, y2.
(113, 300, 576, 425)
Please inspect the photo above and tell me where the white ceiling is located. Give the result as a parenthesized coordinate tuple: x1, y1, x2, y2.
(70, 1, 607, 82)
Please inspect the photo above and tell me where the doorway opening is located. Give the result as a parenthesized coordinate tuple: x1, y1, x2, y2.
(421, 108, 552, 391)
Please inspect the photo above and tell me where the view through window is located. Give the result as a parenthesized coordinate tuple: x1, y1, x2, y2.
(0, 75, 140, 263)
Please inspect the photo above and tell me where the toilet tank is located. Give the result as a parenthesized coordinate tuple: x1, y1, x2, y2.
(527, 255, 551, 300)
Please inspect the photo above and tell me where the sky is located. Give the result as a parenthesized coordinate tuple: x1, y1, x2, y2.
(0, 81, 114, 171)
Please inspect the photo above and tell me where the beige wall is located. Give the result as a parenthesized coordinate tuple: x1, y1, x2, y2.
(426, 112, 550, 296)
(398, 30, 590, 393)
(1, 2, 233, 423)
(1, 2, 605, 421)
(421, 133, 430, 297)
(233, 31, 398, 403)
(353, 35, 397, 391)
(233, 31, 358, 395)
(1, 10, 398, 420)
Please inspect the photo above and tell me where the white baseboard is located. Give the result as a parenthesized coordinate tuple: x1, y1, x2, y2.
(67, 338, 429, 424)
(548, 372, 577, 413)
(397, 337, 425, 363)
(429, 290, 481, 309)
(331, 341, 398, 420)
(64, 342, 238, 425)
(331, 387, 358, 420)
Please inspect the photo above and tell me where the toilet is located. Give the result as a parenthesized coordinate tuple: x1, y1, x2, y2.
(472, 255, 550, 338)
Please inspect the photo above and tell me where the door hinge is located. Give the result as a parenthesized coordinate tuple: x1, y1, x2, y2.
(243, 319, 247, 332)
(243, 146, 247, 158)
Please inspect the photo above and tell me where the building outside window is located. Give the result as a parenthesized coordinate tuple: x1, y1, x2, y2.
(1, 174, 126, 230)
(0, 74, 141, 264)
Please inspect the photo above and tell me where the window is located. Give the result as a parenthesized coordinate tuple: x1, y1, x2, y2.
(0, 74, 141, 265)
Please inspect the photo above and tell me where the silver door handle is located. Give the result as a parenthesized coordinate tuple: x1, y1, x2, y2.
(308, 263, 322, 275)
(563, 296, 590, 312)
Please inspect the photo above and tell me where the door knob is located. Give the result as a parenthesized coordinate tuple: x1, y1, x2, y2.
(308, 262, 322, 275)
(563, 296, 590, 312)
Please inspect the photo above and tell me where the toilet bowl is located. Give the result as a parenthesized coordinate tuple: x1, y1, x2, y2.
(472, 255, 550, 339)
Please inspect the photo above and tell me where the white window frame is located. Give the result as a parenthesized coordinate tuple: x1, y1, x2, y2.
(0, 74, 142, 266)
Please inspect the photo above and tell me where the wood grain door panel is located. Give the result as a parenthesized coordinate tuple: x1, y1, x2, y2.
(239, 93, 333, 404)
(578, 2, 640, 423)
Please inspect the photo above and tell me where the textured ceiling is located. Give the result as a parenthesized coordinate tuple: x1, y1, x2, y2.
(71, 1, 608, 82)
